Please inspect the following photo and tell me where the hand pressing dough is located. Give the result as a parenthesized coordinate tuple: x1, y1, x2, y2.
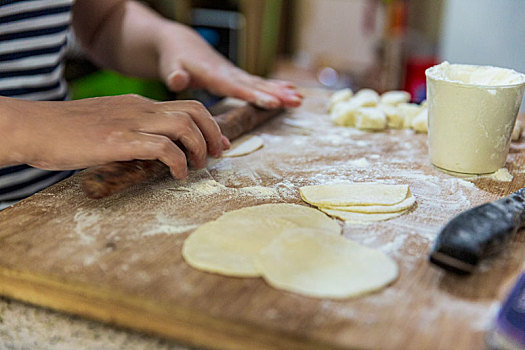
(325, 191, 415, 213)
(182, 204, 340, 277)
(255, 228, 398, 299)
(319, 208, 407, 223)
(300, 183, 409, 206)
(222, 135, 263, 157)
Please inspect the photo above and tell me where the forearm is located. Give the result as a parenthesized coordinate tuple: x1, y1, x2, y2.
(71, 0, 303, 109)
(72, 0, 175, 79)
(0, 97, 25, 167)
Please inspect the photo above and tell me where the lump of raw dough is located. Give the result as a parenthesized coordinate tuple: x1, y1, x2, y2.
(327, 88, 353, 112)
(380, 90, 411, 106)
(488, 168, 513, 182)
(330, 101, 359, 126)
(354, 88, 380, 106)
(398, 103, 424, 128)
(329, 88, 429, 134)
(254, 228, 398, 299)
(330, 92, 381, 127)
(379, 104, 404, 129)
(411, 109, 428, 133)
(512, 120, 522, 141)
(222, 135, 264, 157)
(182, 203, 341, 277)
(354, 107, 387, 130)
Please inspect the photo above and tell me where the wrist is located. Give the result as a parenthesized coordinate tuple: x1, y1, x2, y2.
(0, 97, 29, 166)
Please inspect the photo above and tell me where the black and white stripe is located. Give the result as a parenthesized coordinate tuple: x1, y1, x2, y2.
(0, 0, 75, 202)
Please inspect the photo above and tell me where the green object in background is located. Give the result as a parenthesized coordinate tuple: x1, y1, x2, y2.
(69, 70, 170, 101)
(259, 0, 282, 76)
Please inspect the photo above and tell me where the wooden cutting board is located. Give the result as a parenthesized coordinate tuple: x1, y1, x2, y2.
(1, 88, 524, 350)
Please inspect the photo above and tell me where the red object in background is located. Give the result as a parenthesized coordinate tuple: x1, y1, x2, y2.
(404, 57, 439, 103)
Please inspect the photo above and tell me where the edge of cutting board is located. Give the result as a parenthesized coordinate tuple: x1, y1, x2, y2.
(0, 267, 341, 350)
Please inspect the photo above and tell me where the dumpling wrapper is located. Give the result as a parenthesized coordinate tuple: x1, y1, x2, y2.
(222, 135, 263, 157)
(182, 204, 341, 277)
(319, 208, 407, 224)
(300, 183, 409, 207)
(324, 191, 416, 213)
(255, 228, 399, 299)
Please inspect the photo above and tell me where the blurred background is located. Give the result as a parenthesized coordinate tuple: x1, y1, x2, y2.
(65, 0, 525, 108)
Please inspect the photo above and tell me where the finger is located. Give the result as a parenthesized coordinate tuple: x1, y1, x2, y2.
(135, 110, 208, 169)
(230, 74, 303, 108)
(121, 132, 189, 179)
(253, 82, 303, 107)
(268, 79, 297, 89)
(163, 100, 226, 158)
(221, 135, 231, 150)
(163, 61, 192, 92)
(235, 73, 303, 103)
(222, 83, 281, 109)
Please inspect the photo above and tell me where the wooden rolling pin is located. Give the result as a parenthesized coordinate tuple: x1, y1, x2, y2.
(81, 104, 283, 199)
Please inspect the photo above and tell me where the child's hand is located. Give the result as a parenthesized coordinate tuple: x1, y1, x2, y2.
(156, 24, 303, 109)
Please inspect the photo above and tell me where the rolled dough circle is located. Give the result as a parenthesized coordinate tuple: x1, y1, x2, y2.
(254, 228, 399, 299)
(300, 183, 409, 206)
(319, 208, 407, 223)
(182, 204, 341, 277)
(221, 135, 264, 157)
(324, 191, 416, 213)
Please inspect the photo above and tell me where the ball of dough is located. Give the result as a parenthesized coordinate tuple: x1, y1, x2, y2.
(379, 104, 404, 129)
(411, 109, 428, 133)
(512, 120, 522, 141)
(398, 103, 424, 129)
(354, 89, 380, 107)
(327, 88, 353, 112)
(354, 107, 387, 130)
(330, 101, 359, 126)
(380, 90, 411, 105)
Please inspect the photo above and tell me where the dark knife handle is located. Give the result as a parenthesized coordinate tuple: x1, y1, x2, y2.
(430, 189, 525, 274)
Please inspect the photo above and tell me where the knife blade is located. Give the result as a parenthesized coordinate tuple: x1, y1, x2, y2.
(429, 188, 525, 274)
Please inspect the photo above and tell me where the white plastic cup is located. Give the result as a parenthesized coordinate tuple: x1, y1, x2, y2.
(426, 62, 525, 174)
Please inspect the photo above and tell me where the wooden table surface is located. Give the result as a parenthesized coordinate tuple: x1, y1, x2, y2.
(0, 89, 524, 350)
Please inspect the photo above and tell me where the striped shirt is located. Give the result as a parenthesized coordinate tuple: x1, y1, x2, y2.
(0, 0, 75, 201)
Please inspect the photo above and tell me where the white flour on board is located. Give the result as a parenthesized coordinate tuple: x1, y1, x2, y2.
(73, 208, 101, 245)
(48, 91, 519, 339)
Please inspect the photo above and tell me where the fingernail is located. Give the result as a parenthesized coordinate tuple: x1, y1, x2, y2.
(283, 88, 303, 97)
(167, 70, 190, 91)
(275, 80, 296, 88)
(255, 92, 281, 109)
(222, 135, 231, 149)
